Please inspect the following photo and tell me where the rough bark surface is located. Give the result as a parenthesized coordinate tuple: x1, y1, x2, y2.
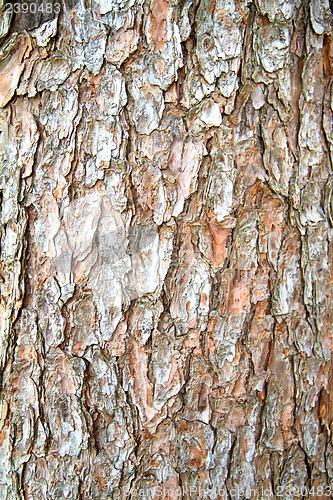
(1, 0, 333, 498)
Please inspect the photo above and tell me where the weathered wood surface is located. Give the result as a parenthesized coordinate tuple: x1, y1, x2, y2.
(1, 0, 333, 498)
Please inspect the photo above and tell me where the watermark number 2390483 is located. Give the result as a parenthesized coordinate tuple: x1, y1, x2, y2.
(4, 2, 61, 14)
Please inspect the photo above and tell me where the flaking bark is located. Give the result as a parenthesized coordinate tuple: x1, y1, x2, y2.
(1, 0, 333, 498)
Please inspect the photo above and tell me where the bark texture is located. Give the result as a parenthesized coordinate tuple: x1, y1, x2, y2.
(1, 0, 333, 498)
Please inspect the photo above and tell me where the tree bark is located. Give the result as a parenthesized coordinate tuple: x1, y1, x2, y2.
(1, 0, 333, 498)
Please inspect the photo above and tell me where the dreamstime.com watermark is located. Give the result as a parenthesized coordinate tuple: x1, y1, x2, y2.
(125, 483, 333, 499)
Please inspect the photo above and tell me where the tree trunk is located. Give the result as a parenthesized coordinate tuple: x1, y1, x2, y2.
(1, 0, 333, 498)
